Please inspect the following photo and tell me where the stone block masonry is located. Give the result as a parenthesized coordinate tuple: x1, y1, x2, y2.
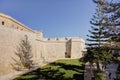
(0, 13, 86, 77)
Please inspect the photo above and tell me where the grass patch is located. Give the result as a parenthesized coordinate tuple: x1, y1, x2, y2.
(14, 59, 85, 80)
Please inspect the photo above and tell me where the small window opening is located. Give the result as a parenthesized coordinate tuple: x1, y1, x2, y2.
(2, 21, 4, 25)
(48, 38, 50, 40)
(65, 38, 68, 40)
(56, 38, 59, 40)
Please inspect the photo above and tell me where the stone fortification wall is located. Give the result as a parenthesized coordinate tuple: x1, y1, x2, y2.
(0, 13, 44, 76)
(44, 41, 66, 58)
(0, 13, 86, 78)
(0, 13, 34, 32)
(70, 38, 85, 58)
(37, 37, 85, 59)
(0, 13, 43, 40)
(36, 38, 68, 63)
(43, 37, 70, 41)
(0, 26, 37, 76)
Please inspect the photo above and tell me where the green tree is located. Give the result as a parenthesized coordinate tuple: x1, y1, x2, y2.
(104, 0, 120, 42)
(93, 0, 120, 42)
(93, 1, 120, 79)
(86, 0, 112, 71)
(11, 35, 34, 70)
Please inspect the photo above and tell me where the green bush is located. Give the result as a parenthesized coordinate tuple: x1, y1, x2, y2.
(94, 72, 105, 80)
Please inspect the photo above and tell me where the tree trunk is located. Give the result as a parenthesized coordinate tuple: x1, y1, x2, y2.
(96, 61, 101, 71)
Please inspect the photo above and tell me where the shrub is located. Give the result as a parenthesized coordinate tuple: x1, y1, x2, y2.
(94, 72, 105, 80)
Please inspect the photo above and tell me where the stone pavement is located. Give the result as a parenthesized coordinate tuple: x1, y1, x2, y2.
(84, 62, 119, 80)
(0, 71, 26, 80)
(84, 62, 94, 80)
(0, 66, 42, 80)
(105, 62, 118, 80)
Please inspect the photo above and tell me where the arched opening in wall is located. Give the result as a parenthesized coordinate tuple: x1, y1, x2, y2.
(2, 21, 4, 25)
(17, 27, 19, 29)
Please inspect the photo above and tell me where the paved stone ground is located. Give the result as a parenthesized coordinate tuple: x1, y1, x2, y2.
(84, 62, 119, 80)
(0, 62, 47, 80)
(0, 71, 26, 80)
(84, 62, 94, 80)
(0, 66, 42, 80)
(105, 62, 118, 80)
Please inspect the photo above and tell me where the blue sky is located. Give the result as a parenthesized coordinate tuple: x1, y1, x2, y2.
(0, 0, 96, 40)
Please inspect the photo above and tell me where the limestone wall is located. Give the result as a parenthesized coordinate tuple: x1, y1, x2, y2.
(0, 26, 37, 76)
(0, 13, 86, 78)
(0, 13, 34, 32)
(35, 38, 67, 63)
(71, 38, 85, 58)
(44, 41, 66, 58)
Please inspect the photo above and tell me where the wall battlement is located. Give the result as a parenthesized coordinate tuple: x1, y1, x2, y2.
(43, 37, 85, 43)
(43, 37, 69, 41)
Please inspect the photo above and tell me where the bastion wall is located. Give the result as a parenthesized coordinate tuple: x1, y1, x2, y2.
(0, 13, 85, 76)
